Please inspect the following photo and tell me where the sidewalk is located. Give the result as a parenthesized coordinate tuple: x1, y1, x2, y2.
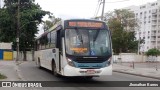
(113, 63, 160, 80)
(0, 60, 23, 81)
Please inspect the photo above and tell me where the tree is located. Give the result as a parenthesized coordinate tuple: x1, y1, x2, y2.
(43, 15, 61, 32)
(104, 9, 139, 54)
(145, 48, 160, 57)
(0, 0, 51, 61)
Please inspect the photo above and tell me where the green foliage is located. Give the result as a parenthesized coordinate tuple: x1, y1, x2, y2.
(0, 73, 7, 79)
(145, 48, 160, 56)
(0, 0, 51, 60)
(43, 16, 61, 32)
(105, 9, 139, 54)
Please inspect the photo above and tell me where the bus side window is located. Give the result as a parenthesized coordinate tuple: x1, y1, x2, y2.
(50, 31, 56, 48)
(40, 34, 47, 49)
(46, 33, 51, 48)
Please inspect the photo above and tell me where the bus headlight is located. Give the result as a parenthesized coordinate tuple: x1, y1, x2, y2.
(66, 58, 75, 67)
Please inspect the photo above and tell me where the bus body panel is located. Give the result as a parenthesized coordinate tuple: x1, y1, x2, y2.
(63, 64, 112, 76)
(36, 48, 59, 71)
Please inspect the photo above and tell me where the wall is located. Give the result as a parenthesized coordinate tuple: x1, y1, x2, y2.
(113, 53, 160, 62)
(13, 51, 33, 61)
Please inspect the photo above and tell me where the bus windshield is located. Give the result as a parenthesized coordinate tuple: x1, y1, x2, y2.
(65, 29, 111, 56)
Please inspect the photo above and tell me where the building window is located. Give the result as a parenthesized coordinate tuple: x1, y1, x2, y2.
(143, 37, 145, 39)
(140, 12, 142, 19)
(151, 3, 155, 6)
(144, 11, 147, 14)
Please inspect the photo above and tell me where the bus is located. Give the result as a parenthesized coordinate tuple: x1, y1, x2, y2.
(35, 19, 112, 79)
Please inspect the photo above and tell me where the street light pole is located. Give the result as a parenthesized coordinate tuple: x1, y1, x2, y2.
(16, 0, 20, 61)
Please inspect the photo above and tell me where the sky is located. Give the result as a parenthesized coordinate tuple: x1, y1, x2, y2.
(35, 0, 157, 20)
(33, 0, 157, 36)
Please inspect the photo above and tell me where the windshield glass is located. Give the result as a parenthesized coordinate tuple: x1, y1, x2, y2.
(65, 29, 111, 56)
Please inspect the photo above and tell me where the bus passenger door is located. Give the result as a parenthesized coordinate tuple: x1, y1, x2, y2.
(56, 30, 61, 73)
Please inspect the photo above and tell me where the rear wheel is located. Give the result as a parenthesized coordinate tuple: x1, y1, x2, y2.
(37, 59, 42, 69)
(52, 61, 59, 77)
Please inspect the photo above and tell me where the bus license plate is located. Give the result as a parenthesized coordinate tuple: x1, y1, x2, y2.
(86, 70, 95, 74)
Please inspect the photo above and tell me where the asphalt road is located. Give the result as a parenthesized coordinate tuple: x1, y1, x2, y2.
(2, 61, 159, 90)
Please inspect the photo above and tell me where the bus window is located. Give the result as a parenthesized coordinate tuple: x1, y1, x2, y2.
(50, 31, 56, 48)
(37, 40, 41, 50)
(40, 34, 48, 49)
(46, 33, 51, 48)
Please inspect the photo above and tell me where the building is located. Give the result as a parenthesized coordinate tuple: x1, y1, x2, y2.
(0, 0, 4, 8)
(0, 42, 13, 60)
(126, 0, 160, 53)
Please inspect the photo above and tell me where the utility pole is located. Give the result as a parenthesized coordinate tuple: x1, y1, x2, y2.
(101, 0, 105, 21)
(0, 0, 1, 8)
(16, 0, 20, 61)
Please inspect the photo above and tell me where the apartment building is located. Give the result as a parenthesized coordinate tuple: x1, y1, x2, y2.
(126, 0, 160, 53)
(0, 0, 4, 8)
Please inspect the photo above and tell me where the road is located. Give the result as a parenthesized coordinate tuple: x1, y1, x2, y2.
(1, 61, 159, 90)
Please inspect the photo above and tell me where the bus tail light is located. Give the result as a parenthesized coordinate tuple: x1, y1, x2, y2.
(66, 58, 75, 67)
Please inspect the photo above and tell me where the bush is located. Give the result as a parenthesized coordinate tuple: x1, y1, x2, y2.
(145, 48, 160, 56)
(0, 73, 7, 79)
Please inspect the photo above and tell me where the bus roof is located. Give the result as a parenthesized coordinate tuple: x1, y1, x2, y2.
(36, 19, 106, 40)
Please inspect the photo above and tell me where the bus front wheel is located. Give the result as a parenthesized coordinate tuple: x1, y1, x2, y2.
(85, 76, 93, 80)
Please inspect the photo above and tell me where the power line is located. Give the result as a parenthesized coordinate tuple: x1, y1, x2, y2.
(93, 0, 130, 18)
(106, 0, 130, 3)
(94, 0, 100, 17)
(94, 0, 102, 17)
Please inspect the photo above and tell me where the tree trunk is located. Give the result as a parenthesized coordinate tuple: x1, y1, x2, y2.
(23, 50, 27, 61)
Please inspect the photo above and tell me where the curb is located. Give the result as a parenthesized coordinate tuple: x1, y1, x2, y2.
(113, 70, 160, 80)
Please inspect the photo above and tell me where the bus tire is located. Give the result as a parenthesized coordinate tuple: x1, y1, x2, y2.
(52, 61, 59, 77)
(38, 58, 42, 69)
(85, 76, 93, 80)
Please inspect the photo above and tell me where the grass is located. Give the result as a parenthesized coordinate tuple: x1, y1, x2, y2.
(0, 73, 7, 79)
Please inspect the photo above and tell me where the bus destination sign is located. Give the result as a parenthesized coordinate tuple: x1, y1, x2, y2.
(68, 21, 104, 28)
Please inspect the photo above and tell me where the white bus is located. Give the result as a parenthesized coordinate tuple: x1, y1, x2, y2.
(35, 19, 112, 79)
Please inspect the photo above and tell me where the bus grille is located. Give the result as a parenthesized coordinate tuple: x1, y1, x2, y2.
(75, 58, 105, 63)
